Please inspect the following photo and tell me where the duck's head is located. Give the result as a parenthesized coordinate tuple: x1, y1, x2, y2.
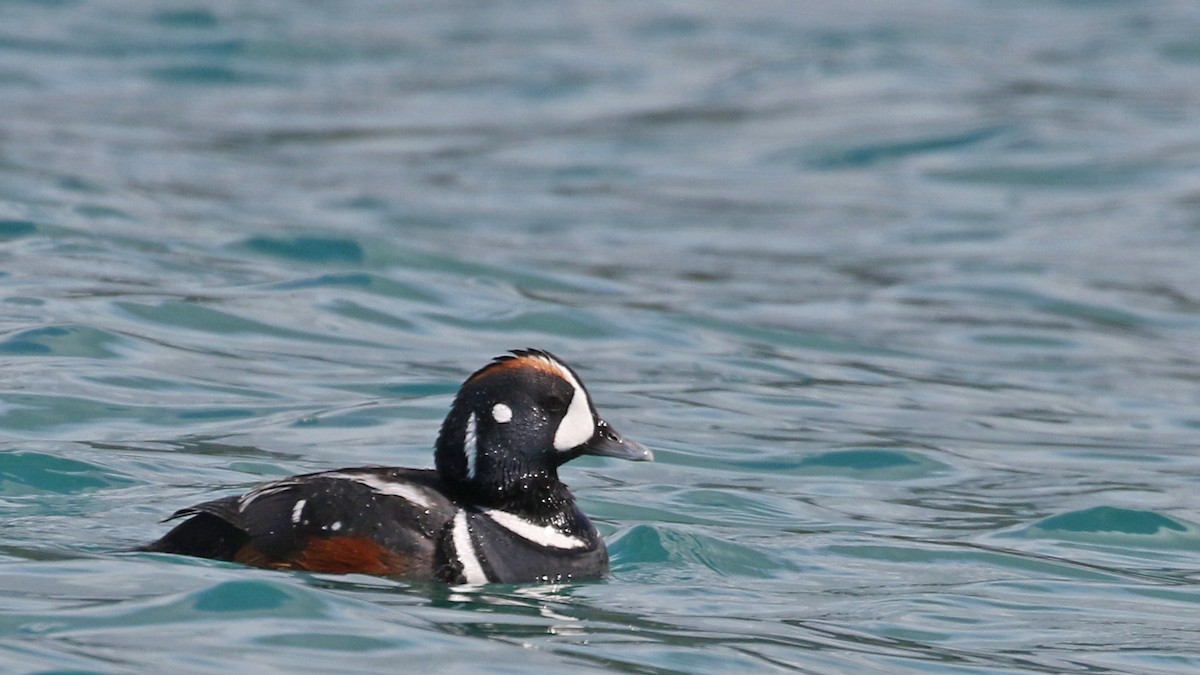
(435, 349, 652, 504)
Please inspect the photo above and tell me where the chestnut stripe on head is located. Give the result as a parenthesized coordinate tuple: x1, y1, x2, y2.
(465, 351, 564, 384)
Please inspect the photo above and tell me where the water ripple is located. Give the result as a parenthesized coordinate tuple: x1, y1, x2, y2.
(2, 0, 1200, 672)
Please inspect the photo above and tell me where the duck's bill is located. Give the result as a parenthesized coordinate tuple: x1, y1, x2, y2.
(583, 419, 654, 461)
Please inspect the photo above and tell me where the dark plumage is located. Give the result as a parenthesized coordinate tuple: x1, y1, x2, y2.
(140, 350, 652, 584)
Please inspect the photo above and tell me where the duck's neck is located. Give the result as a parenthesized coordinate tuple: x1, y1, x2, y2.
(458, 469, 576, 522)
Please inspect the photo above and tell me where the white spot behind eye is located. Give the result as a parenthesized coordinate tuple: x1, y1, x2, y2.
(492, 402, 512, 423)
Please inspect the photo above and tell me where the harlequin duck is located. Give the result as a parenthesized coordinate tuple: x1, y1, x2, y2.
(140, 349, 652, 584)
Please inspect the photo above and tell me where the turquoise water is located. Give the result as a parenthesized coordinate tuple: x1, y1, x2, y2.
(3, 1, 1200, 672)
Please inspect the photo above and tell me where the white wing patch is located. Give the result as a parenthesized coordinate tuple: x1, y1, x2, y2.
(291, 499, 306, 524)
(483, 509, 588, 550)
(238, 479, 302, 509)
(238, 472, 433, 518)
(323, 471, 434, 510)
(453, 510, 489, 584)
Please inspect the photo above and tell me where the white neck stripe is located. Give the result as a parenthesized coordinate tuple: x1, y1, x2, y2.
(483, 509, 588, 550)
(453, 510, 489, 584)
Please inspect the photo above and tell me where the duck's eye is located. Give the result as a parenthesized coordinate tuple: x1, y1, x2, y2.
(541, 395, 568, 415)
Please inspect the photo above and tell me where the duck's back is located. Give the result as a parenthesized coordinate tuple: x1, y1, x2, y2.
(141, 467, 457, 580)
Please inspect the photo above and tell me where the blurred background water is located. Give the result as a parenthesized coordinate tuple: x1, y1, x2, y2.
(2, 0, 1200, 672)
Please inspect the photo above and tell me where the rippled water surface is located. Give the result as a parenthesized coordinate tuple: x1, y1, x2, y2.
(4, 1, 1200, 672)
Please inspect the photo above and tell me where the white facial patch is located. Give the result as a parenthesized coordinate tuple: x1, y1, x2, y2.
(550, 364, 595, 451)
(463, 412, 478, 478)
(491, 403, 512, 424)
